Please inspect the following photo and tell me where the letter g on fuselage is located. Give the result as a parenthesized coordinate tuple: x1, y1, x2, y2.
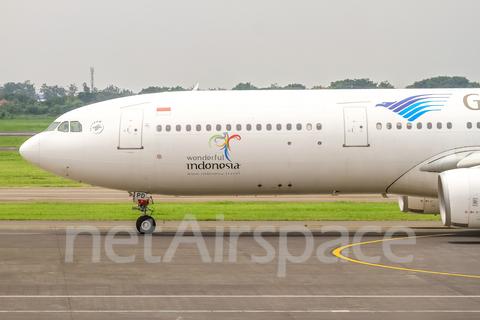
(463, 94, 480, 110)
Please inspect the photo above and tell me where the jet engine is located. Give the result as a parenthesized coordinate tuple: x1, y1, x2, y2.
(438, 168, 480, 228)
(398, 196, 439, 214)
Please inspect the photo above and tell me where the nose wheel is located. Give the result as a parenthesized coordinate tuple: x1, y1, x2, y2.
(136, 215, 156, 234)
(131, 192, 157, 234)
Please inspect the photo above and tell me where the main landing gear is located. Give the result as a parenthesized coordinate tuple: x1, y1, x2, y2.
(131, 192, 156, 234)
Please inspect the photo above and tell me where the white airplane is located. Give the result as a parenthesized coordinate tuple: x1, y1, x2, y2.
(19, 89, 480, 233)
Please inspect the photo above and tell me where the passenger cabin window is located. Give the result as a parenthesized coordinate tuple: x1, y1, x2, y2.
(306, 123, 312, 130)
(176, 125, 181, 132)
(70, 121, 82, 132)
(276, 124, 282, 130)
(256, 124, 262, 131)
(267, 124, 272, 131)
(58, 121, 69, 132)
(156, 125, 162, 132)
(477, 122, 480, 129)
(437, 122, 442, 129)
(376, 123, 382, 130)
(196, 124, 201, 131)
(406, 123, 412, 130)
(246, 124, 252, 131)
(226, 124, 232, 131)
(427, 122, 432, 129)
(45, 122, 60, 131)
(166, 125, 171, 132)
(236, 124, 242, 131)
(417, 122, 422, 129)
(297, 123, 302, 130)
(216, 124, 221, 131)
(396, 123, 402, 129)
(467, 122, 473, 129)
(386, 123, 392, 130)
(316, 123, 322, 130)
(447, 122, 452, 129)
(186, 125, 191, 132)
(286, 123, 292, 130)
(206, 124, 212, 131)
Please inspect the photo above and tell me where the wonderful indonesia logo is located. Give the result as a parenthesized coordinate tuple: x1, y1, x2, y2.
(186, 133, 241, 171)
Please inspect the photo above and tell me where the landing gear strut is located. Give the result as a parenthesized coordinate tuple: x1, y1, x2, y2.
(131, 192, 156, 234)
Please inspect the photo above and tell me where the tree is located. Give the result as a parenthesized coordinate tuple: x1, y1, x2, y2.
(77, 83, 94, 104)
(169, 86, 187, 92)
(0, 80, 36, 99)
(406, 76, 474, 88)
(232, 82, 258, 90)
(101, 85, 134, 97)
(260, 83, 281, 90)
(68, 83, 78, 96)
(139, 86, 166, 94)
(82, 82, 90, 94)
(328, 78, 379, 89)
(282, 83, 306, 90)
(378, 81, 394, 89)
(139, 86, 186, 94)
(40, 84, 67, 100)
(468, 81, 480, 88)
(311, 85, 325, 90)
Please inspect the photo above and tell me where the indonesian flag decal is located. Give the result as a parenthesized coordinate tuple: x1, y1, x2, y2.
(156, 107, 171, 115)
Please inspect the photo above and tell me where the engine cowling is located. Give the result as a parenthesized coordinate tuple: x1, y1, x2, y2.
(438, 168, 480, 228)
(398, 196, 439, 214)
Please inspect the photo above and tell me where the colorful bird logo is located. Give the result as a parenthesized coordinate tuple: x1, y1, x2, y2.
(376, 94, 451, 121)
(209, 132, 241, 162)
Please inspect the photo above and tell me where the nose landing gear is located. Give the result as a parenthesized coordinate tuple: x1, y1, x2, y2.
(131, 192, 156, 234)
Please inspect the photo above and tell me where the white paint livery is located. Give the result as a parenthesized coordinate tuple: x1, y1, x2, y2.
(19, 89, 480, 231)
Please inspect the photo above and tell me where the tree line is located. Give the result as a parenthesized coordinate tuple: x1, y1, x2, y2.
(1, 76, 479, 119)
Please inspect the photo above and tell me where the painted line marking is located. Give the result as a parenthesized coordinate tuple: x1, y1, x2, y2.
(1, 295, 480, 298)
(0, 225, 446, 229)
(333, 233, 480, 278)
(0, 233, 47, 235)
(0, 198, 129, 200)
(1, 310, 480, 313)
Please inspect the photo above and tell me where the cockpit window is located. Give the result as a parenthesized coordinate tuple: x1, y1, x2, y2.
(70, 121, 82, 132)
(58, 121, 69, 132)
(45, 122, 60, 131)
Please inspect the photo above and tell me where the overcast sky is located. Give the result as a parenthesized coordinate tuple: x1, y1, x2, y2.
(1, 0, 480, 92)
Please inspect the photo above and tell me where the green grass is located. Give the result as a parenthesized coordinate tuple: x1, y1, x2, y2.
(0, 115, 55, 131)
(0, 151, 88, 187)
(0, 136, 29, 147)
(0, 202, 442, 221)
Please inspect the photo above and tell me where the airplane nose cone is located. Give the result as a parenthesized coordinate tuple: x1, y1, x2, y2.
(19, 134, 40, 167)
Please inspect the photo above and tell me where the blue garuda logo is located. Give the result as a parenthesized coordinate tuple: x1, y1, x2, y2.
(376, 94, 451, 121)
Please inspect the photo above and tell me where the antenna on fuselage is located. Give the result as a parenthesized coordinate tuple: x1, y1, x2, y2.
(192, 83, 199, 91)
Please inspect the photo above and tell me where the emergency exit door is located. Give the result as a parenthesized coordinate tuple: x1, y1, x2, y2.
(118, 108, 144, 149)
(343, 107, 369, 147)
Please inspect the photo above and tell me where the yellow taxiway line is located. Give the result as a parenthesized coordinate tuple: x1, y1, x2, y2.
(333, 233, 480, 279)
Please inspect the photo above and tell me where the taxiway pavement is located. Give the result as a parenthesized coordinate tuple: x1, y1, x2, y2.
(0, 187, 398, 203)
(0, 220, 479, 319)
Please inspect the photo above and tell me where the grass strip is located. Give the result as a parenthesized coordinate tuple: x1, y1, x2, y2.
(0, 202, 441, 221)
(0, 136, 29, 147)
(0, 152, 88, 187)
(0, 116, 55, 131)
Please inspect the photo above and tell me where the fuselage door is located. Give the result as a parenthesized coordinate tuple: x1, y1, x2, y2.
(118, 108, 144, 149)
(343, 107, 369, 147)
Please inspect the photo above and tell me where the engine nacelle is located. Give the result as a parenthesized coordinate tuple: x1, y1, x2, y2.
(398, 196, 439, 214)
(438, 168, 480, 228)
